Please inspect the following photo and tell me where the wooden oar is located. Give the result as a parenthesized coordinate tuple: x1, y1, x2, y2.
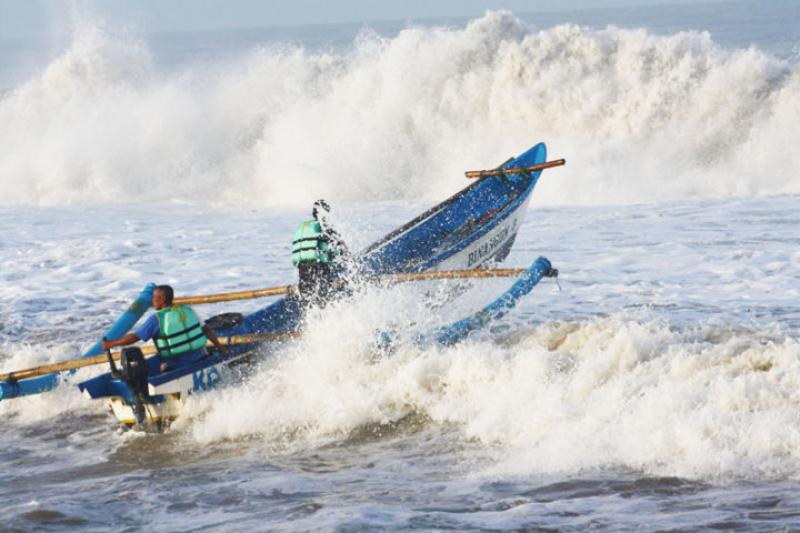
(0, 332, 299, 382)
(174, 267, 530, 306)
(464, 158, 566, 179)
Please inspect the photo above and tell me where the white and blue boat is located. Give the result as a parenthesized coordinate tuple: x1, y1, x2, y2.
(1, 142, 559, 428)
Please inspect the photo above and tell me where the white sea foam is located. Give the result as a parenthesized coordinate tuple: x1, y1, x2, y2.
(183, 309, 800, 480)
(1, 12, 798, 207)
(0, 341, 108, 423)
(1, 169, 798, 484)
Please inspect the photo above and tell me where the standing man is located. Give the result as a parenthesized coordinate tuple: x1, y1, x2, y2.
(101, 285, 227, 372)
(291, 199, 350, 306)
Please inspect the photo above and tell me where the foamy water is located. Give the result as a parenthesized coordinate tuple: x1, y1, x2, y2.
(2, 193, 800, 529)
(2, 2, 800, 530)
(1, 10, 798, 207)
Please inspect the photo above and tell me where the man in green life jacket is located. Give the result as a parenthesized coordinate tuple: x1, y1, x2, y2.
(101, 285, 227, 372)
(292, 199, 350, 306)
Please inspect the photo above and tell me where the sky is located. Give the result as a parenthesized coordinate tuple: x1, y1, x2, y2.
(0, 0, 721, 40)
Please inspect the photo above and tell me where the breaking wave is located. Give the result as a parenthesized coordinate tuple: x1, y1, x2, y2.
(184, 312, 800, 481)
(0, 12, 799, 207)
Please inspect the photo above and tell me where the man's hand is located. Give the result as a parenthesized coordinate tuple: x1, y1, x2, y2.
(203, 326, 229, 355)
(102, 333, 140, 352)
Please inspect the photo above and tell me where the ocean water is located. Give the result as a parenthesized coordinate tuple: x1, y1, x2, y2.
(1, 1, 800, 530)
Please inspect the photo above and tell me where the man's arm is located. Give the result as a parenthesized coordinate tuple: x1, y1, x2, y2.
(102, 334, 141, 351)
(203, 325, 230, 354)
(101, 314, 158, 351)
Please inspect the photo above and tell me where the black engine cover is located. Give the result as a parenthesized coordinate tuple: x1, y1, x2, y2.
(120, 347, 149, 397)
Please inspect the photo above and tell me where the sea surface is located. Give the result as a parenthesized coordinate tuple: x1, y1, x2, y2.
(1, 1, 800, 530)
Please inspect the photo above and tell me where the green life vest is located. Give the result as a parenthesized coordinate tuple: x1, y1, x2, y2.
(154, 304, 208, 358)
(292, 220, 333, 266)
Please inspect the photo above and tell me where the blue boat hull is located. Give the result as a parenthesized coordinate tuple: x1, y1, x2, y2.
(192, 141, 549, 356)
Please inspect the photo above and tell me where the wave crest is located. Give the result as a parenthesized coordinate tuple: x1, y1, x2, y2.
(1, 12, 798, 206)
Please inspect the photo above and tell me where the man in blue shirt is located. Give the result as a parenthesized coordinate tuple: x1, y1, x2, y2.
(102, 285, 227, 372)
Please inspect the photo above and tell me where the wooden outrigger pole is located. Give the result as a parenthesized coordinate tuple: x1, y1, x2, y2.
(0, 267, 536, 382)
(174, 267, 531, 305)
(0, 332, 300, 382)
(464, 159, 566, 179)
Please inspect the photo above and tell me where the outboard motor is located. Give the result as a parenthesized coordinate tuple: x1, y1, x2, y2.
(119, 347, 149, 426)
(120, 347, 149, 394)
(105, 340, 151, 427)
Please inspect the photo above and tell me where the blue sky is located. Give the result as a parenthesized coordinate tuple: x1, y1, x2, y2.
(0, 0, 718, 39)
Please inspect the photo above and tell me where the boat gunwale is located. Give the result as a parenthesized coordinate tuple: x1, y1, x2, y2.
(361, 157, 517, 256)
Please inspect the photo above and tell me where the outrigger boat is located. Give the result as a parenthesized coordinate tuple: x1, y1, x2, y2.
(0, 142, 564, 428)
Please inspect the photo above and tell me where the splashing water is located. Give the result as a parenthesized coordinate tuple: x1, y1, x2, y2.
(1, 12, 798, 207)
